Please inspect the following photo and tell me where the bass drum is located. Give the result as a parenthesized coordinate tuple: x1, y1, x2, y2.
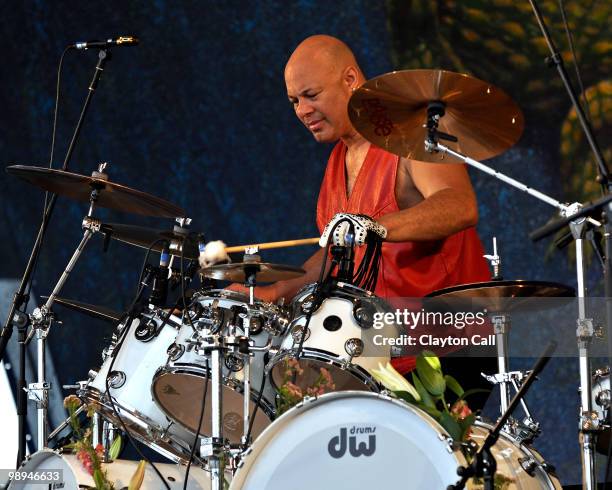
(6, 449, 212, 489)
(470, 421, 562, 489)
(79, 310, 202, 465)
(230, 391, 466, 490)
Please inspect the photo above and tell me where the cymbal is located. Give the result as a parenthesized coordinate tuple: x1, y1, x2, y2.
(6, 165, 186, 218)
(199, 262, 305, 283)
(101, 222, 200, 259)
(348, 69, 524, 162)
(42, 295, 122, 323)
(426, 280, 575, 313)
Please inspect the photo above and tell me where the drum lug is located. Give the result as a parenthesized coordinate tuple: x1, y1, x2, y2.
(344, 338, 364, 358)
(518, 456, 538, 476)
(437, 433, 455, 453)
(107, 370, 126, 389)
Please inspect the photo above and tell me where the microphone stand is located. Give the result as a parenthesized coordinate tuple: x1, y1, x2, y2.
(0, 48, 110, 467)
(448, 342, 557, 490)
(526, 4, 610, 488)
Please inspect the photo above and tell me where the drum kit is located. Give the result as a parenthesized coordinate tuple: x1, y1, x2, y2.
(2, 68, 609, 490)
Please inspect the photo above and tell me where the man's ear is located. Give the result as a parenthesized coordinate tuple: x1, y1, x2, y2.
(343, 66, 359, 91)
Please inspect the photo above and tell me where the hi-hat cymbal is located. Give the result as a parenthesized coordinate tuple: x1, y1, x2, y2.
(426, 280, 575, 313)
(199, 262, 305, 283)
(348, 69, 524, 162)
(6, 165, 186, 218)
(42, 295, 122, 323)
(101, 222, 200, 259)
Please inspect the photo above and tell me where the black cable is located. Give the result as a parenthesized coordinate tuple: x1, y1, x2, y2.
(558, 0, 592, 124)
(246, 370, 268, 444)
(183, 358, 209, 490)
(22, 46, 70, 314)
(103, 239, 170, 490)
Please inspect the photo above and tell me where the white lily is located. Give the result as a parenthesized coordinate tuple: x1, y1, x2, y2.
(370, 362, 421, 402)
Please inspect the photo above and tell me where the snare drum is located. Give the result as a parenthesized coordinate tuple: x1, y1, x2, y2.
(267, 282, 399, 392)
(79, 310, 201, 465)
(152, 290, 284, 444)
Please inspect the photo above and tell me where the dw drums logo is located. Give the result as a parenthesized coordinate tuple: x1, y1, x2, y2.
(328, 426, 376, 458)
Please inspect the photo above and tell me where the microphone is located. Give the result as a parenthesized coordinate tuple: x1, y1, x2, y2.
(150, 242, 170, 307)
(71, 36, 139, 50)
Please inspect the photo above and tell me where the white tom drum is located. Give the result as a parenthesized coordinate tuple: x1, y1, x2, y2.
(267, 282, 399, 392)
(79, 310, 201, 465)
(152, 290, 285, 444)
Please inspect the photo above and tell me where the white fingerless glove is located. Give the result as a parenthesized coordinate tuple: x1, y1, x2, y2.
(319, 213, 387, 247)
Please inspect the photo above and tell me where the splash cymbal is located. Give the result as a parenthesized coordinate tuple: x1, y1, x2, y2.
(199, 262, 305, 283)
(348, 69, 524, 162)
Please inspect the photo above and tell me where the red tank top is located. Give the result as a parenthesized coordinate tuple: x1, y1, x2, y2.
(316, 142, 491, 373)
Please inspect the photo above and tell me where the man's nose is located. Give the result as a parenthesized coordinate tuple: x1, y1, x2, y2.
(296, 99, 314, 118)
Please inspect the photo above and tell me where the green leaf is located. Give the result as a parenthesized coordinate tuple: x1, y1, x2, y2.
(418, 403, 442, 419)
(93, 469, 105, 490)
(109, 434, 123, 461)
(444, 374, 464, 397)
(411, 372, 436, 409)
(460, 388, 491, 400)
(419, 350, 442, 372)
(394, 390, 418, 404)
(416, 355, 446, 396)
(439, 412, 462, 441)
(459, 413, 476, 441)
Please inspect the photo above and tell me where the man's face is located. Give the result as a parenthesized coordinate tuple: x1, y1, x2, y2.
(285, 59, 353, 143)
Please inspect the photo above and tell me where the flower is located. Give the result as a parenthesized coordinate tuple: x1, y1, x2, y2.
(370, 362, 421, 401)
(63, 395, 81, 410)
(284, 382, 303, 399)
(451, 399, 472, 420)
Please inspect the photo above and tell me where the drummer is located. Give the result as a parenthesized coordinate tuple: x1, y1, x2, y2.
(232, 35, 493, 401)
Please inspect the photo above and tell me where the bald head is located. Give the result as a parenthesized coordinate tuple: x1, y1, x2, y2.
(285, 35, 364, 81)
(285, 35, 366, 143)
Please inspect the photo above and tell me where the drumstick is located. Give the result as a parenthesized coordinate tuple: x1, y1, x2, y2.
(224, 237, 319, 253)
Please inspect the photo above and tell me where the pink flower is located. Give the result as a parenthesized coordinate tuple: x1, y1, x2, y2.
(319, 368, 333, 387)
(450, 400, 472, 420)
(284, 382, 303, 399)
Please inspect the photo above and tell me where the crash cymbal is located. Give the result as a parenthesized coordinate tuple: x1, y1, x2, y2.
(426, 280, 575, 313)
(348, 69, 524, 162)
(100, 222, 200, 259)
(6, 165, 185, 218)
(42, 295, 122, 323)
(199, 262, 305, 283)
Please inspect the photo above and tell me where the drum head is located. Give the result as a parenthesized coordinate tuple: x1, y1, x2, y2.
(152, 370, 272, 443)
(230, 391, 463, 490)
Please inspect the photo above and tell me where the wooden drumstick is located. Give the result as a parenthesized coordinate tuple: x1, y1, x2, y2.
(224, 237, 319, 253)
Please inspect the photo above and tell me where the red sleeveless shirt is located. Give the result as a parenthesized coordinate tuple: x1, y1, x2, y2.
(316, 142, 491, 373)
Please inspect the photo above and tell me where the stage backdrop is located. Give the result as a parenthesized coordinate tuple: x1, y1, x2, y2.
(0, 1, 609, 484)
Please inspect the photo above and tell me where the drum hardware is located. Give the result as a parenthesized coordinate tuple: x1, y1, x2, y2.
(91, 413, 121, 463)
(449, 342, 557, 490)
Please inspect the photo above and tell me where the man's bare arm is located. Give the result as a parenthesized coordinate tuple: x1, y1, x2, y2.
(377, 159, 478, 242)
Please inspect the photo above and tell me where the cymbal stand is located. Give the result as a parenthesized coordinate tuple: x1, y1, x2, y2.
(196, 329, 227, 490)
(26, 163, 108, 451)
(241, 247, 260, 446)
(425, 110, 600, 489)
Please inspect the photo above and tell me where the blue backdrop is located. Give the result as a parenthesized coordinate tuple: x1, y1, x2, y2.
(0, 1, 608, 484)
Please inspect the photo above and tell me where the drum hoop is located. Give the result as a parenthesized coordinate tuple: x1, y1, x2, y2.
(265, 348, 380, 391)
(79, 387, 197, 465)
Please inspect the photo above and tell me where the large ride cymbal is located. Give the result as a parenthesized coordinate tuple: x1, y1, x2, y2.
(6, 165, 186, 218)
(426, 280, 575, 313)
(199, 262, 305, 283)
(100, 222, 200, 259)
(348, 69, 524, 162)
